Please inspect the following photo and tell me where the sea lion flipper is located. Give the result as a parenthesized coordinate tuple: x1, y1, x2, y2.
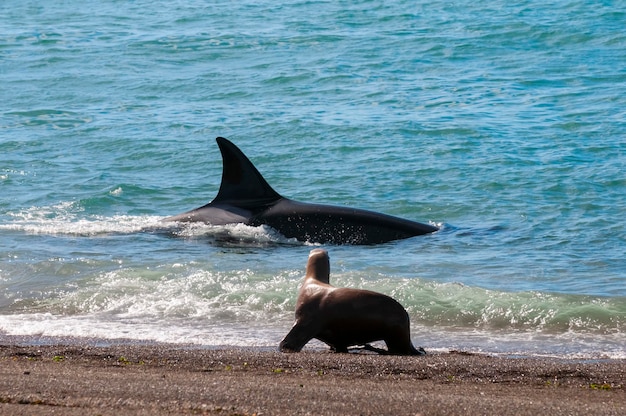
(278, 323, 314, 353)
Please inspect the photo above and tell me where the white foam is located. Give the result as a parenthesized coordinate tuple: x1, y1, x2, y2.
(1, 202, 302, 245)
(0, 313, 284, 347)
(413, 325, 626, 360)
(172, 222, 300, 245)
(1, 312, 624, 359)
(2, 202, 169, 236)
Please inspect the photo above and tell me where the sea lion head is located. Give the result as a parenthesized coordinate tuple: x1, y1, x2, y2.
(306, 248, 330, 284)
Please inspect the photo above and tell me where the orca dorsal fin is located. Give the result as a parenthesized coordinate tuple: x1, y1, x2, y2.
(213, 137, 282, 208)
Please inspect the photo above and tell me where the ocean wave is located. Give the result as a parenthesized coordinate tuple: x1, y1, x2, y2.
(3, 257, 624, 336)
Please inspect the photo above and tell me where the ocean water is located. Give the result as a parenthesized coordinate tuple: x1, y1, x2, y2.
(1, 0, 625, 358)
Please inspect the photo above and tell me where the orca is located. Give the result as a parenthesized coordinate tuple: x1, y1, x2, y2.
(164, 137, 438, 244)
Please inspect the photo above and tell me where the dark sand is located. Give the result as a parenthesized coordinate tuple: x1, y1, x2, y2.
(1, 344, 624, 415)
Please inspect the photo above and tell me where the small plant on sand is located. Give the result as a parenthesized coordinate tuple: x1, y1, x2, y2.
(545, 378, 560, 388)
(589, 383, 612, 390)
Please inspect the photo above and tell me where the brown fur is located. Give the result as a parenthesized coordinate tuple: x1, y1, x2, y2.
(279, 249, 425, 355)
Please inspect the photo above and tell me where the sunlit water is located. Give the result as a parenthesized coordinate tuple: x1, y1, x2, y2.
(1, 0, 625, 358)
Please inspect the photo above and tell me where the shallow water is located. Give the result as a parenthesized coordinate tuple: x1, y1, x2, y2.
(1, 0, 625, 358)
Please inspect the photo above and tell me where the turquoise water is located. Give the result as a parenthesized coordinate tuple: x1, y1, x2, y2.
(1, 0, 625, 358)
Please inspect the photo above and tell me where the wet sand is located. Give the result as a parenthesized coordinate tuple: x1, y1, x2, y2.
(1, 344, 624, 415)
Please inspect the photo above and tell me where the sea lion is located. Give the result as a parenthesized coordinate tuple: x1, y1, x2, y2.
(279, 249, 426, 355)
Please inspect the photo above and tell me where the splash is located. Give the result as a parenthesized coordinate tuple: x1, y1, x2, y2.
(1, 260, 624, 358)
(1, 201, 297, 244)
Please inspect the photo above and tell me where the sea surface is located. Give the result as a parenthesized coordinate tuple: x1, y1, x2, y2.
(1, 0, 625, 358)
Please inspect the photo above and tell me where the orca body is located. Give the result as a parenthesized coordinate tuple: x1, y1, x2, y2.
(164, 137, 438, 245)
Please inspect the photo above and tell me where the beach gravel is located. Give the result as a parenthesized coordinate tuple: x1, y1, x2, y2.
(1, 344, 624, 415)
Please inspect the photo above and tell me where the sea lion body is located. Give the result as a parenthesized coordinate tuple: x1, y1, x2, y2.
(279, 249, 425, 355)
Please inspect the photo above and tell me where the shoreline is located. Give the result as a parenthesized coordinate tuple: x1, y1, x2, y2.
(1, 343, 624, 415)
(1, 332, 624, 361)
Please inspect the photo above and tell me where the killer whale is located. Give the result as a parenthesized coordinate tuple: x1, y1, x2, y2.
(164, 137, 438, 244)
